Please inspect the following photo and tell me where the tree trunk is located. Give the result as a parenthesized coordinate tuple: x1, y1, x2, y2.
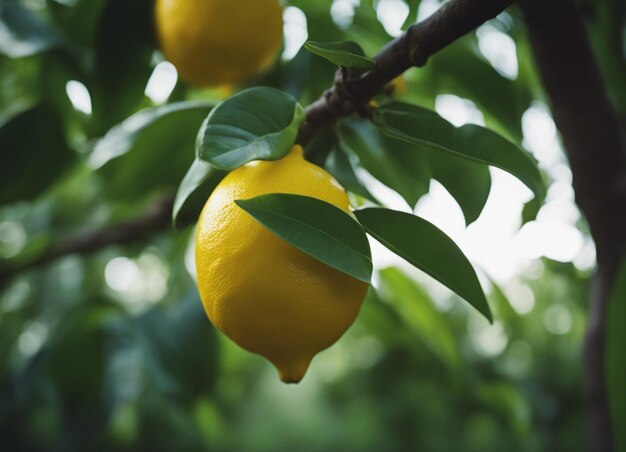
(520, 1, 626, 450)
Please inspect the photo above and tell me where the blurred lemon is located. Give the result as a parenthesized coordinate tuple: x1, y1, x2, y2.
(195, 145, 368, 383)
(155, 0, 283, 87)
(389, 75, 408, 95)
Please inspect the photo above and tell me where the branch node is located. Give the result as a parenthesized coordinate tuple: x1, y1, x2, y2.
(408, 38, 428, 67)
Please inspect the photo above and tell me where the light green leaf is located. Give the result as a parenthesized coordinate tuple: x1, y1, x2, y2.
(378, 267, 460, 369)
(373, 102, 545, 202)
(355, 207, 492, 321)
(304, 40, 374, 69)
(198, 87, 305, 170)
(236, 194, 372, 283)
(606, 260, 626, 452)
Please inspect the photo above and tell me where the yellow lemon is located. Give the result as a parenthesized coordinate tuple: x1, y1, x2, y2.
(155, 0, 283, 87)
(195, 146, 369, 383)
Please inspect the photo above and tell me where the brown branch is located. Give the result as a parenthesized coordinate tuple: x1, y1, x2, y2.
(0, 194, 174, 285)
(520, 0, 626, 450)
(298, 0, 516, 144)
(1, 0, 515, 282)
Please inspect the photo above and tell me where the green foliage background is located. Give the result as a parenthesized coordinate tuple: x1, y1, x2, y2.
(1, 0, 623, 450)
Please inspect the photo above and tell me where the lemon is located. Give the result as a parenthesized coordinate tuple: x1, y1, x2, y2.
(155, 0, 283, 87)
(195, 146, 369, 383)
(389, 75, 408, 95)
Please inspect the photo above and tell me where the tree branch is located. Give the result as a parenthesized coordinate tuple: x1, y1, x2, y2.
(520, 1, 626, 450)
(0, 194, 174, 285)
(298, 0, 515, 144)
(1, 0, 516, 282)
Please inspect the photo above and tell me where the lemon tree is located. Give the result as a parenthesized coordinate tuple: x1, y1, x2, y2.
(1, 0, 624, 450)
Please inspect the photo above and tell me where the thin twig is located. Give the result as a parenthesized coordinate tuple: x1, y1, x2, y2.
(0, 194, 174, 284)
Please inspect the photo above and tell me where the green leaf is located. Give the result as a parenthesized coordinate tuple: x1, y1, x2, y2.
(373, 102, 545, 202)
(521, 196, 541, 225)
(304, 40, 374, 69)
(338, 119, 430, 207)
(428, 39, 532, 141)
(236, 194, 372, 283)
(263, 46, 337, 107)
(606, 260, 626, 452)
(91, 101, 213, 201)
(173, 158, 225, 228)
(0, 1, 63, 58)
(476, 382, 532, 435)
(428, 151, 491, 225)
(489, 281, 517, 325)
(325, 147, 379, 203)
(47, 0, 108, 47)
(198, 87, 305, 171)
(401, 0, 421, 30)
(0, 103, 75, 205)
(355, 207, 492, 321)
(378, 267, 460, 369)
(90, 0, 154, 130)
(302, 125, 337, 167)
(339, 119, 489, 224)
(135, 294, 219, 398)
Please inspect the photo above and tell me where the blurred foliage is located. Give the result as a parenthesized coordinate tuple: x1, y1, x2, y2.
(1, 0, 623, 450)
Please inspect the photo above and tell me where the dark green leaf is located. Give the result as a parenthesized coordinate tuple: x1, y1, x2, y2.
(378, 267, 460, 369)
(373, 102, 545, 202)
(47, 0, 108, 47)
(198, 87, 305, 170)
(173, 158, 225, 228)
(0, 1, 63, 58)
(521, 196, 541, 224)
(263, 46, 337, 107)
(91, 101, 213, 201)
(428, 39, 532, 141)
(606, 260, 626, 452)
(304, 40, 374, 69)
(338, 119, 430, 207)
(401, 0, 421, 31)
(325, 147, 379, 203)
(236, 194, 372, 283)
(135, 295, 219, 398)
(339, 119, 489, 224)
(355, 207, 492, 321)
(489, 281, 517, 324)
(348, 5, 392, 55)
(0, 103, 75, 205)
(90, 0, 154, 130)
(302, 125, 337, 167)
(422, 143, 491, 224)
(428, 150, 491, 225)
